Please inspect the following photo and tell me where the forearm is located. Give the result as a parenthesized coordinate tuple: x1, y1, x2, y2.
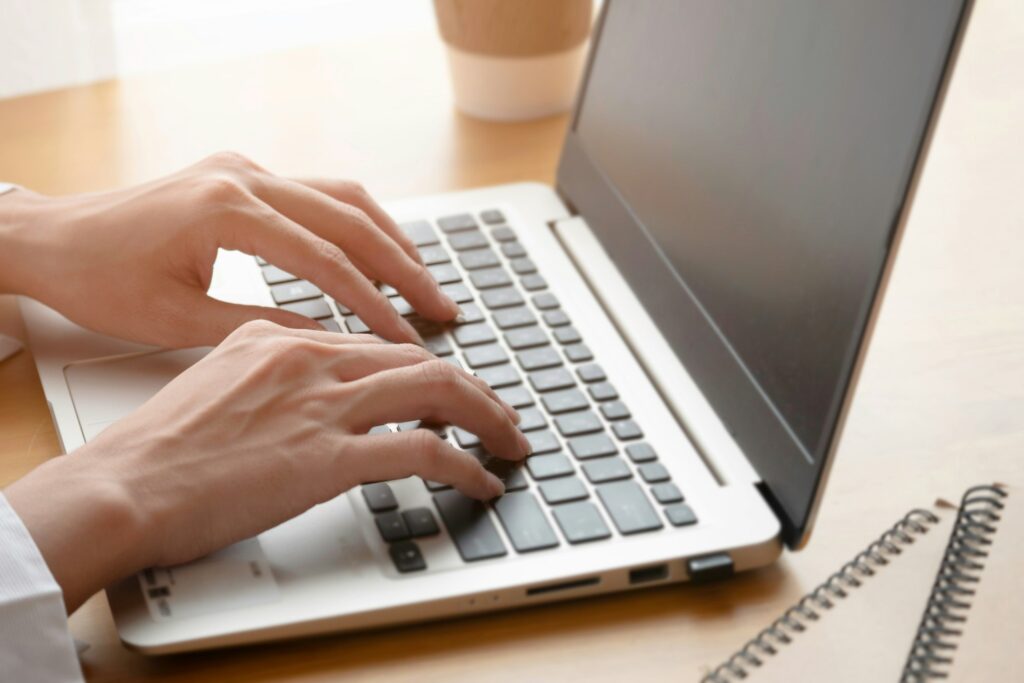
(3, 451, 147, 614)
(0, 188, 55, 297)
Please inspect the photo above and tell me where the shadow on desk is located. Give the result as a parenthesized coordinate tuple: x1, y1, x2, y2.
(78, 562, 790, 682)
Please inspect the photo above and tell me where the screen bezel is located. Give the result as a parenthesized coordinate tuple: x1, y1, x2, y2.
(555, 0, 971, 548)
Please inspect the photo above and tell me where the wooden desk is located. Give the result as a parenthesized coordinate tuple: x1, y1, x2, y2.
(1, 23, 1021, 683)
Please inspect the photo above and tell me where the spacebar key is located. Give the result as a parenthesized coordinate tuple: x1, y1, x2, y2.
(433, 490, 508, 561)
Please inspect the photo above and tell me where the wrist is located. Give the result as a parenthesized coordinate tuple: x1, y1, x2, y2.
(0, 188, 60, 297)
(3, 448, 149, 613)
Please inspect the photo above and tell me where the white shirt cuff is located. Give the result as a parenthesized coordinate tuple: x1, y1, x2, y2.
(0, 491, 84, 682)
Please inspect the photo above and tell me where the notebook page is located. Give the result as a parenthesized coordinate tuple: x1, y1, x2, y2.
(947, 486, 1022, 682)
(740, 507, 955, 682)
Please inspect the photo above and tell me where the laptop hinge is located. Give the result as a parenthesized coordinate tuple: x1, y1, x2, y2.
(550, 215, 760, 488)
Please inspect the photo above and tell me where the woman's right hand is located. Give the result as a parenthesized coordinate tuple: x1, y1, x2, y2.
(5, 320, 530, 612)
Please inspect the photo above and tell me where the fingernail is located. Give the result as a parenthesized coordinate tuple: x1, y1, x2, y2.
(454, 308, 468, 324)
(517, 431, 532, 457)
(486, 473, 506, 498)
(510, 408, 522, 424)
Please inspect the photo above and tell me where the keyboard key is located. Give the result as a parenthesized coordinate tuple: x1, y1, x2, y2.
(651, 483, 684, 504)
(345, 315, 370, 334)
(320, 318, 343, 333)
(255, 255, 268, 265)
(554, 411, 603, 437)
(453, 322, 497, 347)
(577, 364, 606, 383)
(493, 306, 537, 329)
(423, 333, 453, 357)
(517, 347, 563, 371)
(510, 257, 537, 275)
(419, 244, 451, 265)
(362, 483, 398, 512)
(424, 479, 452, 492)
(368, 425, 391, 435)
(332, 299, 352, 315)
(459, 248, 500, 270)
(527, 453, 574, 480)
(448, 230, 489, 251)
(457, 302, 485, 323)
(517, 407, 548, 432)
(437, 214, 477, 233)
(565, 344, 593, 363)
(568, 433, 618, 460)
(429, 264, 462, 284)
(389, 541, 427, 573)
(433, 490, 507, 561)
(505, 468, 529, 492)
(543, 310, 571, 327)
(280, 299, 331, 321)
(380, 284, 399, 297)
(470, 267, 513, 290)
(588, 382, 618, 401)
(476, 363, 521, 389)
(261, 265, 297, 285)
(453, 428, 481, 449)
(541, 388, 589, 414)
(639, 463, 670, 483)
(600, 401, 630, 421)
(525, 430, 561, 455)
(552, 502, 612, 544)
(491, 225, 517, 242)
(442, 283, 474, 303)
(493, 492, 559, 552)
(480, 209, 505, 224)
(271, 280, 322, 304)
(390, 296, 414, 316)
(481, 287, 524, 309)
(402, 507, 440, 537)
(282, 298, 333, 320)
(375, 511, 411, 542)
(464, 344, 509, 368)
(528, 368, 576, 393)
(597, 481, 663, 535)
(539, 477, 589, 505)
(520, 274, 548, 291)
(532, 292, 560, 310)
(502, 241, 527, 258)
(582, 457, 632, 484)
(553, 327, 581, 345)
(504, 326, 549, 350)
(496, 385, 535, 408)
(665, 503, 698, 527)
(626, 443, 657, 463)
(612, 420, 643, 440)
(400, 220, 439, 246)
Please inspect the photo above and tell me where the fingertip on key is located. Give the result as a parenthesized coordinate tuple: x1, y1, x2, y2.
(486, 473, 506, 499)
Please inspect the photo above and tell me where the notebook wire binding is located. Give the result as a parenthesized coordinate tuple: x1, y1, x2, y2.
(900, 484, 1007, 682)
(701, 507, 943, 683)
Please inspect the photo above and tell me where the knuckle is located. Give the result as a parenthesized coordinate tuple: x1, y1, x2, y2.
(419, 359, 457, 389)
(235, 318, 278, 337)
(197, 174, 249, 205)
(208, 150, 257, 171)
(341, 179, 369, 202)
(397, 342, 431, 363)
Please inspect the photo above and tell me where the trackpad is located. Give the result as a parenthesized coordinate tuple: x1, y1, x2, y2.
(64, 348, 210, 442)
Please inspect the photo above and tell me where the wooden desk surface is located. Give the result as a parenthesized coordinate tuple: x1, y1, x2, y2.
(1, 20, 1021, 683)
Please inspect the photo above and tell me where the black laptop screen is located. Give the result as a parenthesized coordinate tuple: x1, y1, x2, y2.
(560, 0, 965, 544)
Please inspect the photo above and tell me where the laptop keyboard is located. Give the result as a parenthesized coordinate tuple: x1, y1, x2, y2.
(255, 209, 697, 573)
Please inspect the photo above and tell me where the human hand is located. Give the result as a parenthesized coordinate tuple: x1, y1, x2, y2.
(1, 152, 455, 346)
(4, 321, 530, 612)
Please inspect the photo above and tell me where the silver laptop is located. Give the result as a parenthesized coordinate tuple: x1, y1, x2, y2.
(21, 0, 968, 654)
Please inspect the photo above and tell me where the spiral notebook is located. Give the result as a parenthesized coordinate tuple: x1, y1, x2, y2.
(702, 484, 1021, 682)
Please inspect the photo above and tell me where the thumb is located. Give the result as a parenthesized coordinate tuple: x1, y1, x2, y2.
(188, 294, 326, 346)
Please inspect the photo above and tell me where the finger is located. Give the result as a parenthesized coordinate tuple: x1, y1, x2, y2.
(217, 198, 425, 345)
(257, 178, 459, 322)
(181, 292, 324, 346)
(329, 344, 521, 422)
(344, 431, 504, 500)
(341, 360, 531, 461)
(294, 177, 424, 266)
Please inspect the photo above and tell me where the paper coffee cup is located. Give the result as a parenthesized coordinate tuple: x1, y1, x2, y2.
(433, 0, 593, 122)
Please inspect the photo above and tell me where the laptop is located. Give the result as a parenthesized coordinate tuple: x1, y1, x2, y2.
(20, 0, 969, 654)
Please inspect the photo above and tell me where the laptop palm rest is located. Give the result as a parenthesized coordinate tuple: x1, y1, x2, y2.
(64, 348, 209, 442)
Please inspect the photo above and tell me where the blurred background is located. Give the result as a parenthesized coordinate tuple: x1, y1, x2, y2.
(1, 0, 434, 100)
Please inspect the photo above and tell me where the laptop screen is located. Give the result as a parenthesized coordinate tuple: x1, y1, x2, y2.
(558, 0, 966, 545)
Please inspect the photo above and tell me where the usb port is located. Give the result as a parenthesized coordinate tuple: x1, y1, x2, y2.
(629, 564, 669, 585)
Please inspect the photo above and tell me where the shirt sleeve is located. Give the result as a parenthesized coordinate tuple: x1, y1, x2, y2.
(0, 492, 84, 682)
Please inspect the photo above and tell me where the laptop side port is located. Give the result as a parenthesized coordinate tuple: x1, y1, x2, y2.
(526, 577, 601, 596)
(628, 564, 669, 585)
